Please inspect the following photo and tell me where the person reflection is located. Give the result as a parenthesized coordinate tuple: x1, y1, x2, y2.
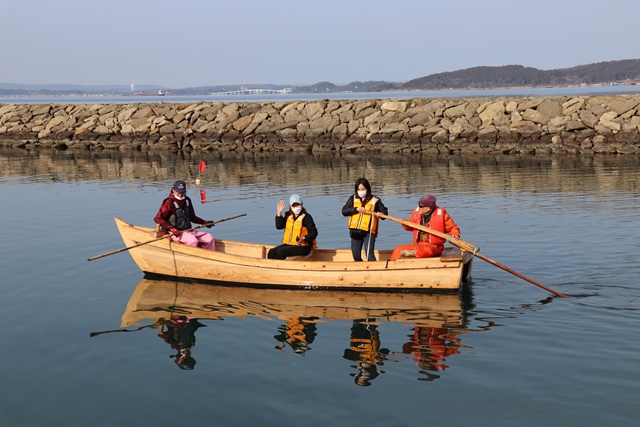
(158, 315, 206, 370)
(274, 317, 319, 355)
(343, 319, 390, 386)
(401, 326, 462, 381)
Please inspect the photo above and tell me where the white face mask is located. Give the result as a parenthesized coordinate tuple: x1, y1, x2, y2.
(357, 190, 368, 199)
(291, 206, 303, 215)
(174, 191, 185, 201)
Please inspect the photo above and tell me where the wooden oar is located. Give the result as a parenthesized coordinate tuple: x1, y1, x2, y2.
(367, 210, 569, 298)
(87, 213, 247, 261)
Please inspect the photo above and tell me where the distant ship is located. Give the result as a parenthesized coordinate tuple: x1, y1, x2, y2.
(131, 85, 165, 96)
(136, 90, 165, 97)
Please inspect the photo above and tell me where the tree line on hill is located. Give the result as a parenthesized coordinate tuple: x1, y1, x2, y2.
(400, 59, 640, 90)
(294, 59, 640, 93)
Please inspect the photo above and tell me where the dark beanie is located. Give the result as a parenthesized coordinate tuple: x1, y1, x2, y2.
(419, 194, 436, 208)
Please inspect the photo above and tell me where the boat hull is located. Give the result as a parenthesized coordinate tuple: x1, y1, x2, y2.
(115, 217, 473, 292)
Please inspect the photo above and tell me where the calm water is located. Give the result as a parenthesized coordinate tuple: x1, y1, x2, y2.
(1, 149, 639, 427)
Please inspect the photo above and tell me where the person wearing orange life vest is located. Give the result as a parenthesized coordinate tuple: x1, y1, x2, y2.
(342, 178, 388, 261)
(389, 194, 460, 261)
(267, 194, 318, 260)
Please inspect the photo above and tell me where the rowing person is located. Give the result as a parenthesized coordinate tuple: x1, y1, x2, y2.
(389, 193, 460, 260)
(154, 180, 216, 250)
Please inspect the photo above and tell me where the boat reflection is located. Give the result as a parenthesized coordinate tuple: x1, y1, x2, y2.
(118, 276, 474, 383)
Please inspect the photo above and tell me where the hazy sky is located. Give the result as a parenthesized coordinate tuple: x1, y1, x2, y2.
(2, 0, 639, 87)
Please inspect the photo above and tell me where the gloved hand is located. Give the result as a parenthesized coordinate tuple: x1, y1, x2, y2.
(206, 221, 215, 228)
(170, 228, 181, 237)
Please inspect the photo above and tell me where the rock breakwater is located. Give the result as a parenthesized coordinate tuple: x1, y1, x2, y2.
(1, 95, 640, 154)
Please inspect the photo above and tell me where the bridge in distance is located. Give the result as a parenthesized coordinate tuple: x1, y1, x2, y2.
(210, 87, 293, 95)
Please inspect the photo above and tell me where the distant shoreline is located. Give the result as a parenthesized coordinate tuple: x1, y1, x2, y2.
(2, 84, 640, 105)
(1, 82, 638, 97)
(4, 58, 640, 99)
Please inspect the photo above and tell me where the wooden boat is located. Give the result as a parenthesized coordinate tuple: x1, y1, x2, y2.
(121, 277, 469, 328)
(115, 217, 473, 292)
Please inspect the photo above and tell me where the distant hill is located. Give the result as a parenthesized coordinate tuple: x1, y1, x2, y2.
(291, 81, 392, 94)
(293, 59, 640, 93)
(2, 59, 639, 96)
(400, 59, 640, 90)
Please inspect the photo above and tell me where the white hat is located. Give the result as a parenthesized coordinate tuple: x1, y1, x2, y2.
(289, 194, 302, 205)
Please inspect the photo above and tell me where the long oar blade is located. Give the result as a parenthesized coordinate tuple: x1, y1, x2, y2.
(369, 210, 569, 298)
(473, 251, 569, 298)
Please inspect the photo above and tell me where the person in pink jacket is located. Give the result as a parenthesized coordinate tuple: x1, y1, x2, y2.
(154, 180, 216, 250)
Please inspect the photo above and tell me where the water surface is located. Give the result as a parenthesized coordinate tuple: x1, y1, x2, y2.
(1, 149, 639, 426)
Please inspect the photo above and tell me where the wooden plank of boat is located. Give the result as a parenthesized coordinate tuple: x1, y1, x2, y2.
(121, 277, 468, 328)
(115, 217, 474, 292)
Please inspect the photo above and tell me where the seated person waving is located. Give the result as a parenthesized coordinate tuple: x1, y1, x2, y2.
(268, 194, 318, 260)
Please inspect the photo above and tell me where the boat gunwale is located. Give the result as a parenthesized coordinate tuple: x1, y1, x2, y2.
(115, 217, 470, 272)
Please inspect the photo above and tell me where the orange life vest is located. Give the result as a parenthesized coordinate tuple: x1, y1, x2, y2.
(282, 213, 317, 249)
(409, 207, 446, 245)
